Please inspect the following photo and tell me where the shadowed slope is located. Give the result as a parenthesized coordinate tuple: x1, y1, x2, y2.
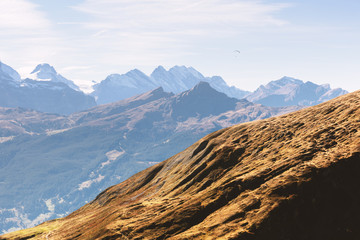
(2, 91, 360, 240)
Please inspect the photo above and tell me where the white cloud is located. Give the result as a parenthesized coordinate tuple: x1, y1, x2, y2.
(73, 0, 289, 32)
(69, 0, 290, 57)
(28, 0, 286, 88)
(0, 0, 293, 91)
(0, 0, 51, 33)
(0, 0, 61, 78)
(64, 0, 290, 74)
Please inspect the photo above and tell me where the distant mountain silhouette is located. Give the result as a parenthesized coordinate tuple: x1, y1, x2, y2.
(246, 76, 348, 107)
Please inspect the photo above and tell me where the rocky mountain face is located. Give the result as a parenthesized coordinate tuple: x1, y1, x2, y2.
(0, 83, 296, 234)
(0, 62, 96, 115)
(246, 76, 348, 107)
(92, 65, 250, 104)
(3, 90, 359, 240)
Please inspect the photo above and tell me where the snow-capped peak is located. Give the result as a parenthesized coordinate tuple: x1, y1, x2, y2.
(29, 63, 80, 91)
(30, 63, 57, 75)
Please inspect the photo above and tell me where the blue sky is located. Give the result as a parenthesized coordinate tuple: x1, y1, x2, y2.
(0, 0, 359, 92)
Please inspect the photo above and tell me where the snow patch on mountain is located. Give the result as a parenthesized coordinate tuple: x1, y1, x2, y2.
(0, 136, 15, 143)
(78, 175, 105, 191)
(44, 199, 55, 212)
(46, 128, 71, 136)
(102, 149, 125, 168)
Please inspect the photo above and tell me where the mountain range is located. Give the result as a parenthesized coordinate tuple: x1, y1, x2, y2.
(2, 88, 359, 240)
(0, 62, 96, 115)
(0, 82, 298, 233)
(91, 65, 250, 105)
(92, 67, 348, 108)
(0, 61, 348, 114)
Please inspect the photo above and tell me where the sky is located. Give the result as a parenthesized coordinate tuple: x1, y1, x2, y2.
(0, 0, 359, 92)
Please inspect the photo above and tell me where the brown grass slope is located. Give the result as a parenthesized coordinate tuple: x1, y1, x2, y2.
(2, 90, 360, 240)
